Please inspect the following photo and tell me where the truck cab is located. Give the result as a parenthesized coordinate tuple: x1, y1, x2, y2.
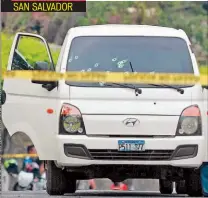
(1, 25, 208, 196)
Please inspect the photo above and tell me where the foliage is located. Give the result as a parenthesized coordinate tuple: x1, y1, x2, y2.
(7, 3, 202, 64)
(200, 66, 208, 75)
(1, 2, 207, 74)
(80, 2, 207, 64)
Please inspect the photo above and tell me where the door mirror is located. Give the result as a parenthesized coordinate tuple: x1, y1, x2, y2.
(202, 85, 208, 89)
(31, 61, 54, 85)
(34, 61, 51, 71)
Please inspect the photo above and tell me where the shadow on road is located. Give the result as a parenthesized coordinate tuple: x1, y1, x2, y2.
(69, 190, 188, 197)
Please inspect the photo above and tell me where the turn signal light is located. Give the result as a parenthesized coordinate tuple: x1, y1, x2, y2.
(181, 105, 200, 117)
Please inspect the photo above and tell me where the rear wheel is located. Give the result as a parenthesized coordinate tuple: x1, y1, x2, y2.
(46, 161, 76, 195)
(159, 179, 173, 194)
(175, 180, 187, 194)
(186, 170, 202, 197)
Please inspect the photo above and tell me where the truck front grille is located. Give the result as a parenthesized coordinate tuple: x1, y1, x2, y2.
(88, 149, 174, 161)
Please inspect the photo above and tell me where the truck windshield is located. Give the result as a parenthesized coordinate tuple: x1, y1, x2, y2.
(66, 36, 194, 87)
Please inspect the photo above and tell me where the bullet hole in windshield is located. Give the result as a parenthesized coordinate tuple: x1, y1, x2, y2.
(117, 59, 128, 68)
(68, 58, 72, 62)
(94, 63, 99, 67)
(122, 60, 128, 64)
(117, 62, 124, 68)
(81, 70, 85, 72)
(87, 68, 92, 72)
(75, 56, 79, 60)
(112, 58, 117, 62)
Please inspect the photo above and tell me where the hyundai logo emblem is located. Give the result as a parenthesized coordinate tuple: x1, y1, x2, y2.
(123, 118, 140, 127)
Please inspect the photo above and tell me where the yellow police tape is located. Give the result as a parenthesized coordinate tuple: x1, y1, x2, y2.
(2, 70, 208, 85)
(0, 153, 38, 159)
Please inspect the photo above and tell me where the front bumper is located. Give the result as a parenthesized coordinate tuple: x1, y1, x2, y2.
(56, 136, 205, 168)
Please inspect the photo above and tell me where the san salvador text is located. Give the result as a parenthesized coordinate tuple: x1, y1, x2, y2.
(13, 2, 73, 12)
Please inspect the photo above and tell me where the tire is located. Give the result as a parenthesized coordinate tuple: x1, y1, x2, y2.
(76, 180, 80, 189)
(175, 180, 187, 194)
(159, 179, 173, 194)
(65, 176, 76, 194)
(186, 170, 202, 197)
(46, 161, 76, 195)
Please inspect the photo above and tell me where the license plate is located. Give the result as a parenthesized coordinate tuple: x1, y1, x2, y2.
(118, 140, 145, 151)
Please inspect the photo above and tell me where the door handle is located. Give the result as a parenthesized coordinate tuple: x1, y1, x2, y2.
(1, 90, 6, 105)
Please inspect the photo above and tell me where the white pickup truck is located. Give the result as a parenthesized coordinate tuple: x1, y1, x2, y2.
(1, 25, 208, 196)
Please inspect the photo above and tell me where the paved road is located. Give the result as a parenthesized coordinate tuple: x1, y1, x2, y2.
(1, 190, 191, 198)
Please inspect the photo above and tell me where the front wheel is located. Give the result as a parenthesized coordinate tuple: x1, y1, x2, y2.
(46, 161, 76, 195)
(186, 170, 202, 197)
(175, 180, 187, 194)
(159, 179, 173, 194)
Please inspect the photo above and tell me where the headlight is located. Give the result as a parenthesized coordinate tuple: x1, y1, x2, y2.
(179, 117, 198, 135)
(63, 116, 83, 133)
(59, 104, 86, 135)
(176, 105, 202, 136)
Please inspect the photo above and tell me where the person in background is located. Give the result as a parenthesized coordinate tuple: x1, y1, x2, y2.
(201, 111, 208, 197)
(111, 179, 134, 191)
(123, 179, 135, 191)
(3, 159, 19, 191)
(76, 179, 96, 190)
(201, 162, 208, 197)
(89, 179, 96, 189)
(29, 20, 43, 34)
(22, 145, 45, 179)
(4, 159, 19, 175)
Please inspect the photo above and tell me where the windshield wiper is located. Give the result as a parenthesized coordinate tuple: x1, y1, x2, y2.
(149, 84, 184, 94)
(129, 61, 184, 94)
(103, 83, 142, 96)
(101, 61, 142, 96)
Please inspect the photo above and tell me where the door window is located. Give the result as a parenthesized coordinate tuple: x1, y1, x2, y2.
(11, 36, 52, 71)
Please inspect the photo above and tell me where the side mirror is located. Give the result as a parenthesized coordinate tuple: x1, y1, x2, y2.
(32, 61, 52, 84)
(202, 85, 208, 89)
(34, 61, 50, 71)
(31, 61, 58, 91)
